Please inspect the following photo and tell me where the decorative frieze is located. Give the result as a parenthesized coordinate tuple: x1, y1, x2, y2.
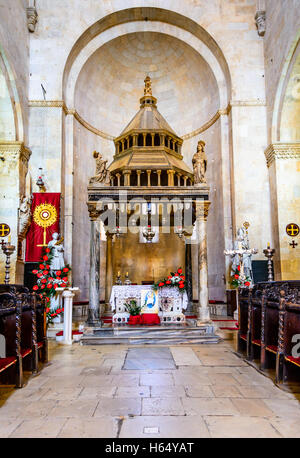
(264, 143, 300, 167)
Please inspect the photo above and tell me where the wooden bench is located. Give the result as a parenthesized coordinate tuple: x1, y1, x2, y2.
(276, 290, 300, 386)
(0, 292, 23, 387)
(0, 285, 48, 379)
(237, 288, 250, 353)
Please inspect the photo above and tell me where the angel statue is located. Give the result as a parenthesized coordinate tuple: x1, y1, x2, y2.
(192, 140, 207, 185)
(231, 227, 255, 285)
(47, 232, 65, 271)
(18, 195, 33, 240)
(89, 151, 111, 185)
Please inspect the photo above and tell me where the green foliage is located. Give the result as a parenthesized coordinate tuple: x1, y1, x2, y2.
(124, 299, 141, 316)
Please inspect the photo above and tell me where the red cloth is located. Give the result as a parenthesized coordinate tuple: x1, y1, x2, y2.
(140, 314, 160, 325)
(128, 315, 142, 325)
(0, 356, 17, 373)
(25, 193, 61, 262)
(285, 355, 300, 367)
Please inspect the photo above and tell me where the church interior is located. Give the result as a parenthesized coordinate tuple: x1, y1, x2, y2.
(0, 0, 299, 439)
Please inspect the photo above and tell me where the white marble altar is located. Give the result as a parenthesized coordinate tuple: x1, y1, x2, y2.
(109, 285, 188, 324)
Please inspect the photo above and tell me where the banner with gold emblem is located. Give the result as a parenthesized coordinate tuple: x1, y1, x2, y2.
(25, 193, 60, 262)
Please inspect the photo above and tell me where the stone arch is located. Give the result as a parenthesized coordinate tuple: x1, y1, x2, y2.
(63, 7, 232, 111)
(272, 34, 300, 142)
(0, 44, 24, 141)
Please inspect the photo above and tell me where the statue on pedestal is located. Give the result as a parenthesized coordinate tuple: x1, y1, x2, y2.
(192, 140, 207, 184)
(89, 151, 111, 185)
(18, 195, 33, 240)
(47, 232, 65, 272)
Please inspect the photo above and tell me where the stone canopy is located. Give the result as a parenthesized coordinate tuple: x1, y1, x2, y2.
(108, 76, 193, 187)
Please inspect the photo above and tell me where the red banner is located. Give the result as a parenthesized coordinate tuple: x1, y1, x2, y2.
(25, 193, 61, 262)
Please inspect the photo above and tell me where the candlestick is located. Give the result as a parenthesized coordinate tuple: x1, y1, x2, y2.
(1, 242, 16, 284)
(263, 244, 275, 282)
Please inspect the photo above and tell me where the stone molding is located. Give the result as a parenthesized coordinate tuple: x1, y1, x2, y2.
(29, 99, 263, 143)
(0, 141, 31, 163)
(26, 6, 38, 33)
(264, 143, 300, 167)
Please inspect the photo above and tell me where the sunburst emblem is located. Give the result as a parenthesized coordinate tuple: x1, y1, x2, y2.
(33, 203, 57, 228)
(33, 203, 57, 247)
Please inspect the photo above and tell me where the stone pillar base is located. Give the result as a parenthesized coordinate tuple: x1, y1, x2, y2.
(196, 306, 211, 325)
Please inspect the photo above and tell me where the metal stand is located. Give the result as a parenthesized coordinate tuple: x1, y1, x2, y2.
(263, 244, 275, 282)
(1, 241, 16, 284)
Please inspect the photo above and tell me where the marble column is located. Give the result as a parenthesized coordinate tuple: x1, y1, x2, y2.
(87, 207, 101, 326)
(185, 237, 193, 314)
(196, 201, 211, 324)
(105, 232, 113, 307)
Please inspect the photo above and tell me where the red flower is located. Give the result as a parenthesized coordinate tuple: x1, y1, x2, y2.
(237, 265, 241, 272)
(245, 281, 251, 287)
(32, 285, 38, 291)
(56, 270, 62, 276)
(41, 285, 45, 289)
(50, 313, 56, 317)
(37, 272, 43, 278)
(56, 308, 61, 314)
(47, 283, 52, 289)
(61, 283, 67, 287)
(41, 278, 47, 283)
(168, 275, 172, 279)
(45, 265, 50, 270)
(43, 255, 48, 261)
(39, 264, 45, 269)
(62, 276, 68, 282)
(46, 308, 50, 313)
(53, 284, 58, 289)
(166, 280, 171, 285)
(32, 269, 38, 274)
(178, 268, 183, 274)
(63, 267, 69, 273)
(180, 276, 185, 280)
(46, 297, 50, 303)
(45, 248, 50, 253)
(43, 270, 49, 275)
(56, 277, 61, 281)
(158, 282, 164, 287)
(179, 284, 185, 289)
(234, 274, 239, 279)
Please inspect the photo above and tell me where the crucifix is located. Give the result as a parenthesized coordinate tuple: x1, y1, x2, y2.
(290, 240, 298, 249)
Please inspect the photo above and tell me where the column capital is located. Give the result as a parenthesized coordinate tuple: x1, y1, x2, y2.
(264, 143, 300, 167)
(195, 200, 211, 221)
(87, 204, 101, 221)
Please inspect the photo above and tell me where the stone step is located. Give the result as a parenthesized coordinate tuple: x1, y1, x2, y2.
(81, 335, 220, 345)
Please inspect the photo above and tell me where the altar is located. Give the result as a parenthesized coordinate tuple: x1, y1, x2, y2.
(110, 285, 188, 324)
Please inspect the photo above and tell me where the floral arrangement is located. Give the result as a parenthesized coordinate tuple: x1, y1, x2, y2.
(124, 299, 141, 316)
(31, 247, 71, 323)
(230, 265, 251, 288)
(153, 267, 187, 292)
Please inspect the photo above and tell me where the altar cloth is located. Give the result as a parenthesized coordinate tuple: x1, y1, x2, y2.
(140, 313, 161, 325)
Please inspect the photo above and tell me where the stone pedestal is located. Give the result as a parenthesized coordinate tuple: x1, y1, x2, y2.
(56, 287, 80, 345)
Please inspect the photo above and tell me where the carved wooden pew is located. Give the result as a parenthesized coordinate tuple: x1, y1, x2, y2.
(248, 284, 264, 361)
(237, 288, 250, 353)
(0, 293, 23, 387)
(0, 285, 48, 374)
(276, 290, 300, 386)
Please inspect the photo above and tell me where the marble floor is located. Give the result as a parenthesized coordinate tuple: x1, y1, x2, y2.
(0, 340, 300, 438)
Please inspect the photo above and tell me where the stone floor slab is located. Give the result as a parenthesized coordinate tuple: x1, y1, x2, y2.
(182, 397, 239, 416)
(93, 397, 142, 417)
(120, 415, 210, 438)
(142, 397, 185, 416)
(58, 417, 119, 438)
(205, 416, 281, 438)
(9, 417, 67, 438)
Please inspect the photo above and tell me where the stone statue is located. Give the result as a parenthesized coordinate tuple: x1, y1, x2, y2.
(26, 6, 38, 33)
(18, 195, 33, 240)
(47, 232, 65, 271)
(231, 227, 255, 284)
(192, 140, 207, 184)
(89, 151, 111, 185)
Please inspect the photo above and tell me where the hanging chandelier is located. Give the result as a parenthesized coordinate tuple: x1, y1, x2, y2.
(142, 225, 155, 243)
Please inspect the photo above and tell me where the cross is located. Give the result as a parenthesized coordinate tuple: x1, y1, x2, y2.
(290, 241, 298, 249)
(0, 224, 10, 238)
(287, 224, 299, 237)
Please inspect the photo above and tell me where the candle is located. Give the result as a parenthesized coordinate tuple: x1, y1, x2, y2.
(267, 242, 270, 248)
(118, 271, 120, 276)
(126, 272, 128, 276)
(8, 235, 11, 243)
